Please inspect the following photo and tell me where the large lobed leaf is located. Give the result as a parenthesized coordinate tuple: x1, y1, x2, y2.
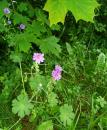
(38, 120, 53, 130)
(44, 0, 99, 25)
(37, 36, 61, 56)
(60, 104, 75, 126)
(12, 91, 33, 118)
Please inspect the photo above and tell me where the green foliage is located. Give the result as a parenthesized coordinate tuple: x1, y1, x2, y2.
(66, 42, 73, 55)
(60, 104, 75, 126)
(99, 116, 107, 129)
(18, 2, 28, 12)
(12, 33, 33, 52)
(37, 120, 53, 130)
(29, 74, 47, 91)
(0, 0, 8, 18)
(13, 12, 29, 25)
(0, 0, 107, 130)
(44, 0, 99, 25)
(12, 91, 34, 118)
(48, 92, 58, 107)
(10, 52, 22, 63)
(95, 52, 106, 72)
(38, 36, 61, 56)
(96, 96, 107, 108)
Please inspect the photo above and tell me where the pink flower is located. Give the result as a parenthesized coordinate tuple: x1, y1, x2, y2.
(55, 65, 62, 72)
(52, 65, 62, 81)
(52, 69, 61, 81)
(33, 53, 44, 64)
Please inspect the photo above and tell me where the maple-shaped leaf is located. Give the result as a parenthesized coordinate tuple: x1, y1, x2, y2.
(26, 21, 46, 37)
(13, 12, 29, 25)
(12, 32, 36, 52)
(10, 51, 22, 63)
(35, 8, 49, 24)
(12, 91, 33, 118)
(18, 2, 28, 12)
(38, 120, 53, 130)
(37, 36, 61, 56)
(44, 0, 99, 25)
(60, 104, 75, 126)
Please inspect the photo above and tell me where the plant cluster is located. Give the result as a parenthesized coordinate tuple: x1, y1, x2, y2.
(0, 0, 107, 130)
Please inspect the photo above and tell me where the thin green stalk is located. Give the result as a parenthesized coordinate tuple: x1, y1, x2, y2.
(8, 118, 21, 130)
(19, 62, 25, 91)
(29, 91, 37, 102)
(73, 102, 81, 130)
(10, 0, 16, 11)
(59, 26, 65, 39)
(88, 95, 95, 130)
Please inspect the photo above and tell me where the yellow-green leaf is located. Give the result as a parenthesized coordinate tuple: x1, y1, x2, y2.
(44, 0, 99, 25)
(44, 0, 67, 25)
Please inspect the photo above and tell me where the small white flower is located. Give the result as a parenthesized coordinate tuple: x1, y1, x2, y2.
(37, 83, 43, 92)
(39, 83, 42, 87)
(12, 1, 17, 3)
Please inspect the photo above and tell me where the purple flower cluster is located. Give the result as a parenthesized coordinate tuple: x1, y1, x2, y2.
(3, 8, 26, 30)
(52, 65, 62, 81)
(19, 24, 26, 30)
(3, 8, 10, 14)
(33, 53, 44, 64)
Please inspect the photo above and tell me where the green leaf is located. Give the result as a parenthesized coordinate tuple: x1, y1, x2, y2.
(10, 51, 22, 63)
(26, 21, 46, 37)
(44, 0, 99, 25)
(37, 120, 53, 130)
(29, 74, 47, 91)
(29, 109, 37, 122)
(18, 2, 28, 12)
(27, 4, 35, 18)
(12, 91, 33, 118)
(96, 52, 106, 72)
(66, 42, 73, 55)
(12, 32, 35, 52)
(0, 128, 8, 130)
(38, 36, 61, 56)
(60, 104, 75, 126)
(99, 116, 107, 130)
(10, 21, 47, 53)
(13, 12, 29, 25)
(35, 8, 49, 24)
(96, 96, 107, 108)
(51, 24, 61, 31)
(0, 23, 6, 32)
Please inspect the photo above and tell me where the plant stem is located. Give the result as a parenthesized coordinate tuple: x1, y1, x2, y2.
(8, 118, 21, 130)
(73, 101, 81, 130)
(59, 26, 65, 39)
(19, 62, 25, 91)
